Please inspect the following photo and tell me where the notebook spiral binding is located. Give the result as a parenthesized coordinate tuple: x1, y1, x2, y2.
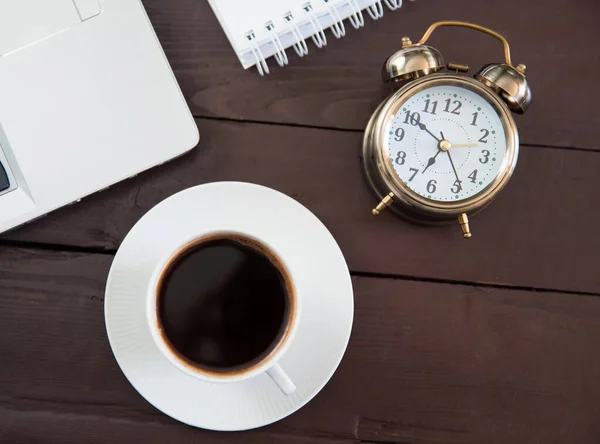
(245, 0, 413, 75)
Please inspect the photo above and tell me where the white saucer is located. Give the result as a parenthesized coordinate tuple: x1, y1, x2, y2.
(104, 182, 354, 431)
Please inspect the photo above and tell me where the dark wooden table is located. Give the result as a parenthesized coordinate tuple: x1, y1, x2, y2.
(2, 0, 600, 443)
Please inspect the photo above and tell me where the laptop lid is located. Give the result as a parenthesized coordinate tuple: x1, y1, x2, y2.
(0, 0, 199, 234)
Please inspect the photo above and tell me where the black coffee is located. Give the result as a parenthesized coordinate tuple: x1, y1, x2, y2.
(157, 234, 292, 373)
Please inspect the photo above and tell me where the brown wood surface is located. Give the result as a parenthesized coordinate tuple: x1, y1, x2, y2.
(143, 0, 600, 150)
(1, 0, 600, 442)
(2, 248, 600, 444)
(6, 118, 600, 294)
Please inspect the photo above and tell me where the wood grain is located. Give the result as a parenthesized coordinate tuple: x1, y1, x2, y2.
(0, 1, 597, 443)
(4, 118, 600, 294)
(2, 248, 600, 444)
(0, 410, 355, 444)
(142, 0, 600, 150)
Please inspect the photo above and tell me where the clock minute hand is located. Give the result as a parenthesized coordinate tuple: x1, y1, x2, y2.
(416, 121, 441, 142)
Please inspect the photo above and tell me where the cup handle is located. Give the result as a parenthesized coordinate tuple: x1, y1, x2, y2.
(266, 363, 296, 395)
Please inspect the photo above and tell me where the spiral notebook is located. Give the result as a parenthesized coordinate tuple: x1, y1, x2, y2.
(208, 0, 413, 75)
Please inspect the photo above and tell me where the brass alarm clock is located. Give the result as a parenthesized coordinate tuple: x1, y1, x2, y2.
(362, 21, 531, 238)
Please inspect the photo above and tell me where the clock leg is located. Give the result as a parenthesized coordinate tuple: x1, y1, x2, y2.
(372, 192, 395, 215)
(458, 213, 472, 239)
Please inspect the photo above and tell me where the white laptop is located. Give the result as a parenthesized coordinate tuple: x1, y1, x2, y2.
(0, 0, 199, 234)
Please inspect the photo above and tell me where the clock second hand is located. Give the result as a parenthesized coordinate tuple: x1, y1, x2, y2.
(446, 150, 462, 191)
(434, 130, 463, 189)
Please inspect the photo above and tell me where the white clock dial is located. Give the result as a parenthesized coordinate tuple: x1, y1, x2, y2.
(387, 84, 507, 202)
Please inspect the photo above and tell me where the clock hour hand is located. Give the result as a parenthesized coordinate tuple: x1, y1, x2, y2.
(422, 150, 441, 174)
(422, 131, 445, 174)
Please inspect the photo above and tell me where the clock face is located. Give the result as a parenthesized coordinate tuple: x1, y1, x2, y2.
(387, 84, 508, 202)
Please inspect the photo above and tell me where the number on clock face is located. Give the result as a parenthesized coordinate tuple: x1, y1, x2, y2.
(387, 85, 507, 202)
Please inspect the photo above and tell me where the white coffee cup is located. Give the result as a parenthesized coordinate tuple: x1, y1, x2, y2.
(146, 232, 300, 395)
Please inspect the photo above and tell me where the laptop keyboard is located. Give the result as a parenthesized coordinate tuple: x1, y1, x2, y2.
(0, 161, 9, 192)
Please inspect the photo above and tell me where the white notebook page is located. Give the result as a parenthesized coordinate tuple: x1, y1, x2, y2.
(208, 0, 407, 71)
